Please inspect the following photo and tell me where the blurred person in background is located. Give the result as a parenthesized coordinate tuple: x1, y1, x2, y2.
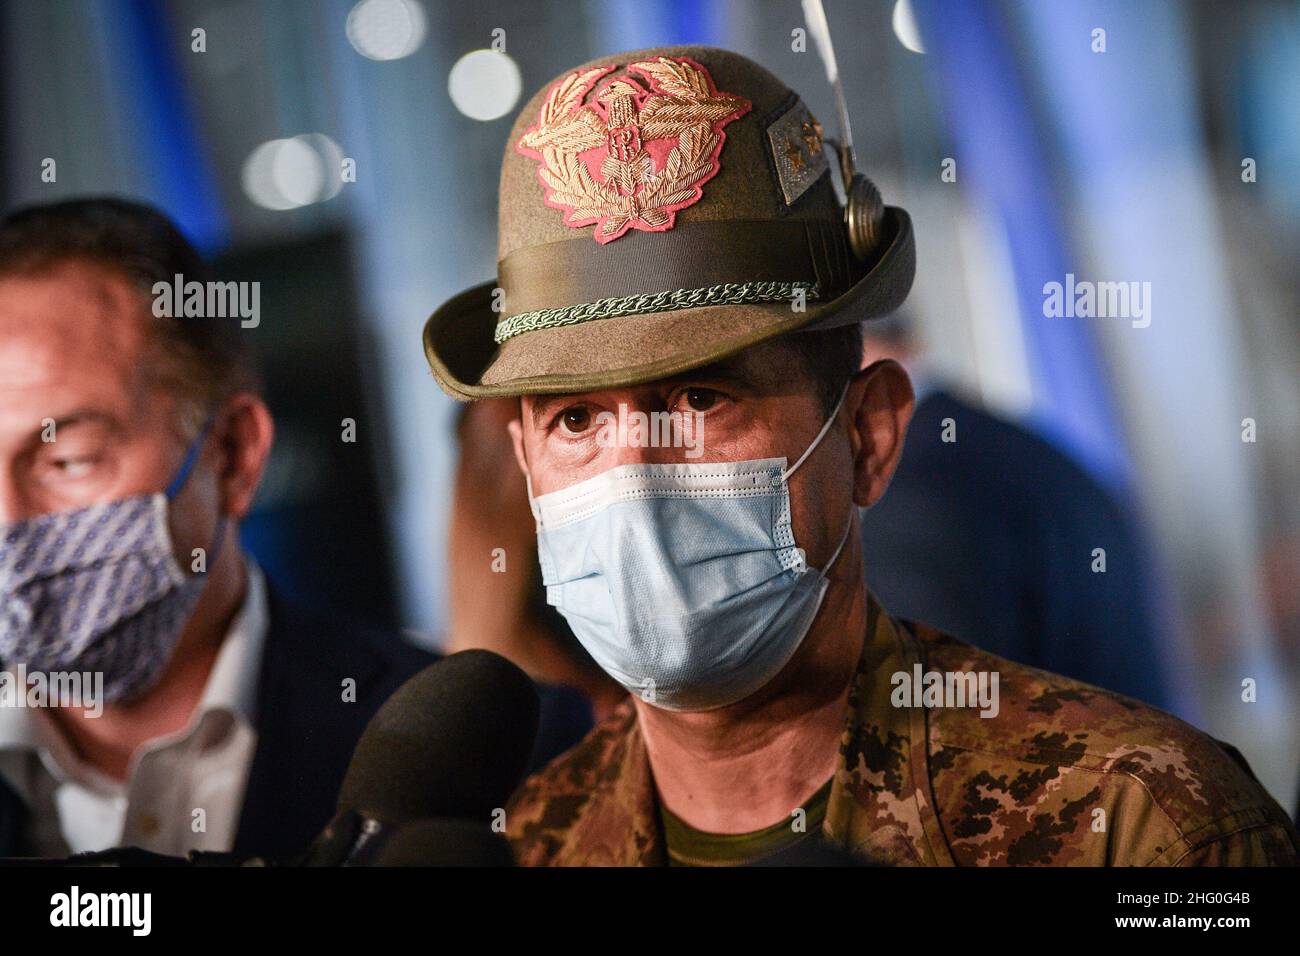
(858, 314, 1173, 710)
(0, 198, 585, 862)
(0, 198, 433, 860)
(447, 398, 625, 724)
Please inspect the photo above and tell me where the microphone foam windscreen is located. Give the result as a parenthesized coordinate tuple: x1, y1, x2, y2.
(337, 649, 540, 825)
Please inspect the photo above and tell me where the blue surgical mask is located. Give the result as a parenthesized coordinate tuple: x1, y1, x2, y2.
(530, 387, 852, 712)
(0, 419, 224, 703)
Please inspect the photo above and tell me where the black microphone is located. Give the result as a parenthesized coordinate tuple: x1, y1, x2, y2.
(299, 649, 540, 866)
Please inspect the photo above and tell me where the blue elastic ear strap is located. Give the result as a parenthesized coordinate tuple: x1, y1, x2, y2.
(165, 412, 217, 500)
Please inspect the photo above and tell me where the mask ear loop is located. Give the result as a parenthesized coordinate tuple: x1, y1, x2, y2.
(781, 378, 853, 482)
(165, 411, 218, 500)
(525, 472, 542, 522)
(164, 410, 229, 577)
(777, 379, 856, 574)
(821, 507, 854, 574)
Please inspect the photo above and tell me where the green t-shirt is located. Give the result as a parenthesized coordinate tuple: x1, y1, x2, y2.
(659, 776, 834, 867)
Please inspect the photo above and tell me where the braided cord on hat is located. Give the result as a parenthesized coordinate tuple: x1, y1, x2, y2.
(493, 280, 821, 344)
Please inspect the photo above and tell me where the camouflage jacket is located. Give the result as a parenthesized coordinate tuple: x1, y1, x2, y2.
(507, 596, 1300, 866)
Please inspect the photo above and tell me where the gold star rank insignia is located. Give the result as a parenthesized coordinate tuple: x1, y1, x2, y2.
(766, 101, 830, 206)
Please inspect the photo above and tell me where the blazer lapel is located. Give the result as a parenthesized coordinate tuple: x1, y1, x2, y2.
(232, 591, 390, 859)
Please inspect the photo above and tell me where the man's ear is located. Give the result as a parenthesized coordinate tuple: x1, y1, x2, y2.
(848, 359, 914, 509)
(507, 400, 530, 480)
(216, 392, 275, 519)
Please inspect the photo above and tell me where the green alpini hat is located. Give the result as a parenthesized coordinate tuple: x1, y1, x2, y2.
(423, 45, 914, 400)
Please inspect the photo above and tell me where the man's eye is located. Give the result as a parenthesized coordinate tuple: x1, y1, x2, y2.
(558, 406, 593, 434)
(48, 457, 98, 479)
(680, 388, 719, 413)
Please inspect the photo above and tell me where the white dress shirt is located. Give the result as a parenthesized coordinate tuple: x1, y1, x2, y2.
(0, 559, 269, 858)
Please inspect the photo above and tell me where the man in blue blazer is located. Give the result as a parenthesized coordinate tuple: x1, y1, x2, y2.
(0, 198, 587, 861)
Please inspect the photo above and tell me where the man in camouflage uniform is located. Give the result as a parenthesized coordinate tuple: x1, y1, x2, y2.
(424, 46, 1299, 866)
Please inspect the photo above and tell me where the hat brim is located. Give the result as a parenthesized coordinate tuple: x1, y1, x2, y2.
(423, 207, 914, 400)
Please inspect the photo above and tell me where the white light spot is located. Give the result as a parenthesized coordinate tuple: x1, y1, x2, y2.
(297, 133, 346, 201)
(242, 139, 297, 211)
(272, 136, 325, 208)
(448, 49, 522, 122)
(892, 0, 925, 54)
(242, 134, 345, 211)
(346, 0, 426, 62)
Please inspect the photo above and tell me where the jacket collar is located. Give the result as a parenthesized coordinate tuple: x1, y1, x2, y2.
(550, 702, 664, 866)
(824, 595, 955, 865)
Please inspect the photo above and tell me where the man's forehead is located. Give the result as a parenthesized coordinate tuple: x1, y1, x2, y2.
(0, 260, 152, 396)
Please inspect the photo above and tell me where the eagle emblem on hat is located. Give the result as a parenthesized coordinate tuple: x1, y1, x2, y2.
(516, 57, 751, 244)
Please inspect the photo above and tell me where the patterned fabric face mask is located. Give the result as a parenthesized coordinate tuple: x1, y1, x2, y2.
(0, 422, 222, 703)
